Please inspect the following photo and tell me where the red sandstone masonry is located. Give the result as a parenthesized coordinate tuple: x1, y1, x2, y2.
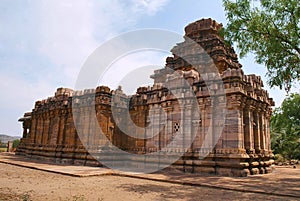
(17, 18, 274, 177)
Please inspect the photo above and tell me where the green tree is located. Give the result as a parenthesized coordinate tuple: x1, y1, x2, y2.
(271, 93, 300, 159)
(12, 139, 20, 149)
(222, 0, 300, 92)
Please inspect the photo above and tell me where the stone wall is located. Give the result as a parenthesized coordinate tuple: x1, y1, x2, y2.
(17, 18, 274, 176)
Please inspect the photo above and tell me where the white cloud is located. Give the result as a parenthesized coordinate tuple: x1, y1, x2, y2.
(35, 0, 170, 87)
(98, 50, 168, 94)
(36, 0, 98, 86)
(130, 0, 170, 15)
(0, 72, 55, 110)
(0, 70, 57, 135)
(0, 0, 171, 136)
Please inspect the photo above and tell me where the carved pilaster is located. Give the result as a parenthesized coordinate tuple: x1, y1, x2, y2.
(57, 109, 66, 145)
(253, 104, 261, 154)
(30, 115, 37, 143)
(259, 111, 266, 151)
(243, 100, 255, 154)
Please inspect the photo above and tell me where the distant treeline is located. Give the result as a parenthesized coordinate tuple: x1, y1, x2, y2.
(271, 93, 300, 160)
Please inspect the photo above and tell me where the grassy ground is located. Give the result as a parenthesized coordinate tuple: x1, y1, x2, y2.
(0, 147, 7, 152)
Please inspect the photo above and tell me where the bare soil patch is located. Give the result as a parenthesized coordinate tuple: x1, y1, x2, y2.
(0, 163, 298, 201)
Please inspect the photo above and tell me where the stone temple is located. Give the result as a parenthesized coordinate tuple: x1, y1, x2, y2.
(17, 18, 275, 176)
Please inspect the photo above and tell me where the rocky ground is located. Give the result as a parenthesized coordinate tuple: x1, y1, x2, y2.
(0, 163, 299, 201)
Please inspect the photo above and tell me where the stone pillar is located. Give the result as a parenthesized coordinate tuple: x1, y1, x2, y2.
(80, 107, 90, 146)
(253, 110, 261, 153)
(223, 108, 243, 149)
(89, 109, 97, 148)
(164, 106, 172, 148)
(42, 112, 50, 145)
(97, 112, 105, 147)
(47, 112, 53, 144)
(35, 115, 41, 144)
(61, 110, 69, 145)
(265, 112, 271, 151)
(30, 116, 37, 143)
(86, 107, 92, 146)
(184, 101, 193, 151)
(239, 108, 244, 149)
(179, 103, 185, 152)
(38, 115, 45, 145)
(199, 98, 211, 155)
(145, 104, 155, 148)
(214, 95, 227, 150)
(40, 115, 45, 144)
(158, 105, 163, 151)
(22, 123, 28, 138)
(243, 107, 254, 153)
(259, 112, 266, 150)
(201, 97, 212, 152)
(69, 112, 77, 146)
(153, 104, 159, 149)
(89, 106, 101, 149)
(49, 111, 60, 145)
(57, 110, 66, 145)
(64, 111, 72, 145)
(36, 114, 43, 145)
(97, 111, 108, 147)
(190, 103, 199, 152)
(195, 102, 206, 151)
(71, 108, 81, 147)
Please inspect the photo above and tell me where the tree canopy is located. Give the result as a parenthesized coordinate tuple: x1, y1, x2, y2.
(12, 139, 20, 149)
(271, 93, 300, 159)
(222, 0, 300, 92)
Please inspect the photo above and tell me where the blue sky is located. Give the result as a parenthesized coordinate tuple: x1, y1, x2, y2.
(0, 0, 297, 136)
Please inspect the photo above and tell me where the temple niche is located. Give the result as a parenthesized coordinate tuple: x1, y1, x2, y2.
(17, 18, 275, 177)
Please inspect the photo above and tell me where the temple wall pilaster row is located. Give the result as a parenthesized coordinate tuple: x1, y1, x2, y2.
(17, 18, 274, 177)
